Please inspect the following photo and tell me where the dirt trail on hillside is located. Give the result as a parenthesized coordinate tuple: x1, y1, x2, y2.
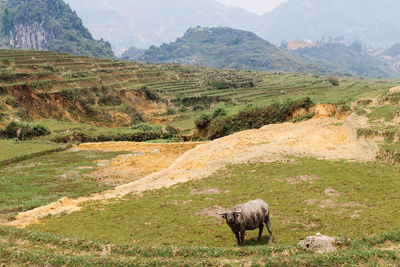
(80, 142, 200, 185)
(4, 115, 375, 228)
(389, 86, 400, 93)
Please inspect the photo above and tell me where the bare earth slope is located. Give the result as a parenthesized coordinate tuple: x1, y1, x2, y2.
(4, 115, 374, 228)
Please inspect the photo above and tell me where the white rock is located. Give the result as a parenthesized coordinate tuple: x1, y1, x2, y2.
(299, 234, 339, 253)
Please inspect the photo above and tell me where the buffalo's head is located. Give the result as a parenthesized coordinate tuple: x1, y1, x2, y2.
(219, 210, 241, 225)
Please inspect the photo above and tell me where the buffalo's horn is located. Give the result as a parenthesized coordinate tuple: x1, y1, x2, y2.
(234, 209, 242, 214)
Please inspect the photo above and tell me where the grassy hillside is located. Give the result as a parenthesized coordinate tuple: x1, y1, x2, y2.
(0, 0, 114, 58)
(139, 27, 333, 74)
(0, 49, 398, 142)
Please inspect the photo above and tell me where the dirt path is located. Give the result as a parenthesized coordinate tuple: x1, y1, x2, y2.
(389, 86, 400, 93)
(4, 115, 375, 228)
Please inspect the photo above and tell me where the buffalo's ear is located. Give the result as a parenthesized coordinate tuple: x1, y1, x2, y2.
(219, 212, 227, 219)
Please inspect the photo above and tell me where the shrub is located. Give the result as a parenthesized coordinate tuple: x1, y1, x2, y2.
(5, 97, 17, 108)
(1, 121, 50, 140)
(166, 108, 176, 115)
(139, 87, 159, 101)
(195, 113, 211, 132)
(199, 98, 314, 140)
(165, 125, 180, 135)
(327, 76, 340, 86)
(207, 105, 283, 140)
(212, 102, 227, 117)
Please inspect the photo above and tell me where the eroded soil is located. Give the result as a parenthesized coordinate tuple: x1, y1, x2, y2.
(4, 115, 377, 228)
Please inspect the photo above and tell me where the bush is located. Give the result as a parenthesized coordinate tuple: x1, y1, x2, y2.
(207, 105, 283, 140)
(1, 121, 51, 140)
(198, 98, 314, 140)
(328, 76, 340, 86)
(165, 125, 180, 135)
(195, 113, 211, 132)
(139, 87, 159, 101)
(212, 102, 227, 117)
(5, 97, 17, 108)
(166, 108, 176, 115)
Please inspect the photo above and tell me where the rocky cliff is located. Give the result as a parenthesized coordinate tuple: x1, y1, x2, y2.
(0, 0, 114, 58)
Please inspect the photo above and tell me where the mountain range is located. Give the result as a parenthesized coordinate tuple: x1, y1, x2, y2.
(64, 0, 400, 55)
(136, 27, 397, 78)
(63, 0, 258, 55)
(0, 0, 114, 58)
(138, 27, 332, 74)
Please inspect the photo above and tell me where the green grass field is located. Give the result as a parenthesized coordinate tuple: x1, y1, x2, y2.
(0, 49, 399, 266)
(1, 225, 400, 266)
(0, 150, 126, 221)
(0, 140, 61, 161)
(30, 158, 400, 248)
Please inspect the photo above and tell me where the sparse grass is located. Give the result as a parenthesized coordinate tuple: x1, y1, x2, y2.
(0, 140, 60, 161)
(37, 119, 92, 132)
(31, 158, 400, 248)
(368, 105, 400, 122)
(0, 150, 126, 220)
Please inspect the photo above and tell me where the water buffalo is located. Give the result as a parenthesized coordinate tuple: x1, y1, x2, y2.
(219, 199, 272, 246)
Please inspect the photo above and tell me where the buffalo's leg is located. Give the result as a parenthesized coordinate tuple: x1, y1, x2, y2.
(265, 214, 273, 243)
(235, 232, 240, 246)
(258, 224, 264, 241)
(240, 230, 245, 246)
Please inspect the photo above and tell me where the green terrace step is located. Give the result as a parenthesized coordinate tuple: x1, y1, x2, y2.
(1, 226, 398, 266)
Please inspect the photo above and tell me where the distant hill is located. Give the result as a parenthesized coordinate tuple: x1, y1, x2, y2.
(0, 0, 114, 58)
(259, 0, 400, 47)
(290, 43, 398, 78)
(138, 27, 331, 74)
(382, 43, 400, 58)
(377, 43, 400, 74)
(63, 0, 258, 55)
(120, 47, 146, 61)
(64, 0, 400, 55)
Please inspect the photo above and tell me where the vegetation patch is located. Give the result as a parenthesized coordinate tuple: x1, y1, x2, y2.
(1, 121, 50, 140)
(0, 140, 60, 162)
(0, 150, 125, 221)
(0, 225, 400, 266)
(30, 158, 400, 248)
(197, 97, 314, 140)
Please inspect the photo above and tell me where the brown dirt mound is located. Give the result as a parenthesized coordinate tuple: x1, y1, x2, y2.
(389, 86, 400, 93)
(77, 142, 200, 185)
(4, 116, 376, 228)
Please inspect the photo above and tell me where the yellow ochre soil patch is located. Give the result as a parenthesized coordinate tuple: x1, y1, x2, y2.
(4, 116, 376, 228)
(389, 86, 400, 93)
(77, 142, 199, 185)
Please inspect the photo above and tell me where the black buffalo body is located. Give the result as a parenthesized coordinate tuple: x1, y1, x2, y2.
(220, 199, 272, 246)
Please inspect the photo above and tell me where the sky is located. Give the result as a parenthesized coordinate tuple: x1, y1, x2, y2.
(215, 0, 288, 15)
